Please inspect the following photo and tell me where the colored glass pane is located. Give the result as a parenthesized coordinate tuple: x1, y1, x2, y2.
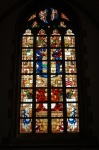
(31, 21, 39, 28)
(50, 29, 61, 47)
(67, 118, 79, 132)
(21, 75, 33, 87)
(61, 13, 69, 21)
(36, 75, 47, 87)
(65, 61, 77, 73)
(51, 75, 62, 87)
(50, 48, 62, 60)
(65, 75, 77, 87)
(20, 103, 32, 117)
(39, 9, 48, 23)
(64, 36, 75, 47)
(35, 119, 48, 133)
(20, 8, 80, 134)
(36, 48, 47, 60)
(51, 8, 58, 21)
(64, 29, 75, 47)
(66, 88, 78, 102)
(36, 61, 47, 74)
(36, 88, 47, 102)
(67, 103, 79, 117)
(28, 13, 36, 21)
(51, 89, 63, 102)
(51, 118, 64, 133)
(21, 89, 33, 102)
(36, 36, 47, 47)
(36, 103, 48, 117)
(21, 61, 33, 74)
(36, 30, 47, 47)
(58, 21, 66, 28)
(22, 49, 33, 60)
(64, 49, 76, 60)
(51, 103, 63, 117)
(51, 61, 62, 73)
(22, 36, 33, 47)
(20, 119, 32, 133)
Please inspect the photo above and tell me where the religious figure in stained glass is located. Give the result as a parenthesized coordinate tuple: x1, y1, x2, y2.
(20, 8, 79, 133)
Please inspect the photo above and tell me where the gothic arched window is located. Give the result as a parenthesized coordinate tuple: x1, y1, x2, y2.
(19, 7, 79, 134)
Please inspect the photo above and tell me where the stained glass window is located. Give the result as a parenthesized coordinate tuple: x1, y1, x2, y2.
(20, 8, 79, 134)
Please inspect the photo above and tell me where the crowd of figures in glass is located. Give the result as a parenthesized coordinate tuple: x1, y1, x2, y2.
(20, 8, 79, 133)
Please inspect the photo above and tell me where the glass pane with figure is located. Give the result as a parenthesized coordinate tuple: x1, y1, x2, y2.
(64, 29, 75, 47)
(50, 29, 61, 47)
(50, 61, 62, 74)
(50, 48, 62, 60)
(21, 89, 33, 102)
(36, 61, 47, 74)
(20, 103, 32, 117)
(67, 103, 79, 117)
(66, 88, 78, 102)
(67, 118, 79, 132)
(20, 119, 32, 133)
(36, 29, 47, 47)
(36, 48, 47, 60)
